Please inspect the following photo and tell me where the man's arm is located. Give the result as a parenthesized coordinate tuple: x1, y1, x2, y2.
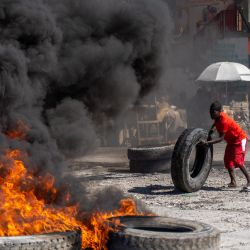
(209, 123, 216, 132)
(201, 124, 223, 146)
(208, 124, 215, 138)
(206, 132, 224, 145)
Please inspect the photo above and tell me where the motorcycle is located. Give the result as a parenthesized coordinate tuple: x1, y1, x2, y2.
(233, 109, 250, 135)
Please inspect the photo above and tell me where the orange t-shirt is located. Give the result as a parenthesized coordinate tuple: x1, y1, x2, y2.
(215, 112, 247, 144)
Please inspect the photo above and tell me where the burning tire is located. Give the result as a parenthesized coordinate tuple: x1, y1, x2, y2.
(108, 216, 220, 250)
(0, 231, 81, 250)
(171, 128, 213, 193)
(128, 145, 174, 173)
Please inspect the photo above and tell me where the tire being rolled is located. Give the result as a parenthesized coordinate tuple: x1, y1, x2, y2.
(108, 216, 220, 250)
(171, 128, 213, 193)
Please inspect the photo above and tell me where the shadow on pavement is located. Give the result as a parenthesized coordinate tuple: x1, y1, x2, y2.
(128, 185, 182, 195)
(201, 186, 224, 191)
(73, 174, 135, 182)
(128, 184, 240, 195)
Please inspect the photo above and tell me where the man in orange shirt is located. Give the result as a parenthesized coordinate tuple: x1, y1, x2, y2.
(202, 101, 250, 188)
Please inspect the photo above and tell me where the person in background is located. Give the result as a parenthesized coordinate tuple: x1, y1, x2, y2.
(201, 101, 250, 189)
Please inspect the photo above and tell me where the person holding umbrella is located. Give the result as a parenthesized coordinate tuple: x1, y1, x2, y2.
(201, 101, 250, 189)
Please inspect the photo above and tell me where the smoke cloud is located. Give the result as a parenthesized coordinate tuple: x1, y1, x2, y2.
(0, 0, 173, 212)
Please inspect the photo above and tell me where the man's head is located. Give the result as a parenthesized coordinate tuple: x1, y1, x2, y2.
(210, 101, 222, 120)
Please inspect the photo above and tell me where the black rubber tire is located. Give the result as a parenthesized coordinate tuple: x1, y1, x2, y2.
(170, 128, 193, 189)
(129, 159, 171, 173)
(171, 128, 213, 193)
(0, 231, 81, 250)
(127, 144, 174, 161)
(107, 216, 220, 250)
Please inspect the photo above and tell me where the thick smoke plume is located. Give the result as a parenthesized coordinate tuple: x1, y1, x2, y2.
(0, 0, 173, 212)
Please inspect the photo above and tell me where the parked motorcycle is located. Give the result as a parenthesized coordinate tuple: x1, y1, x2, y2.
(233, 108, 250, 136)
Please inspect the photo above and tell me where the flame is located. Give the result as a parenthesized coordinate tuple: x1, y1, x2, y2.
(5, 120, 29, 140)
(0, 149, 146, 249)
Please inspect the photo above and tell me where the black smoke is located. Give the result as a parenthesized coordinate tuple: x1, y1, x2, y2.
(0, 0, 173, 212)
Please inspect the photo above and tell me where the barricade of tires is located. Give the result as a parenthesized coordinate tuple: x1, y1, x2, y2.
(171, 128, 213, 192)
(127, 144, 174, 173)
(108, 216, 220, 250)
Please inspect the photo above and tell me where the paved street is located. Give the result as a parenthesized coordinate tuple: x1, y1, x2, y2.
(71, 142, 250, 250)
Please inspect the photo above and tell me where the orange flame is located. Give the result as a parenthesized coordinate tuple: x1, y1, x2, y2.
(5, 120, 29, 140)
(0, 149, 146, 249)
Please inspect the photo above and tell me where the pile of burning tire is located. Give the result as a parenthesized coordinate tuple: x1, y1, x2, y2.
(0, 215, 220, 250)
(1, 129, 215, 249)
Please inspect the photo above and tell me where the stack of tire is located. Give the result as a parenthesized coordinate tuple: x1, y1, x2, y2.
(171, 128, 213, 192)
(127, 144, 174, 173)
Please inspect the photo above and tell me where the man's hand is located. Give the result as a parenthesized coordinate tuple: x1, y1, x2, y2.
(199, 140, 209, 147)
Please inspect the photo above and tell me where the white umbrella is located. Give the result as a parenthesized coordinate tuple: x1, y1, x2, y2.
(196, 62, 250, 82)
